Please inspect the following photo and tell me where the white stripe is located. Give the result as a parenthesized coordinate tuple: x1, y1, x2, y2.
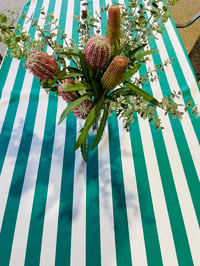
(39, 0, 67, 264)
(157, 110, 200, 266)
(98, 124, 117, 266)
(0, 0, 50, 231)
(0, 2, 35, 134)
(153, 30, 200, 181)
(138, 117, 178, 266)
(65, 0, 75, 41)
(145, 48, 200, 265)
(39, 101, 66, 266)
(9, 91, 49, 266)
(165, 19, 200, 104)
(70, 120, 86, 266)
(0, 72, 33, 232)
(69, 2, 87, 263)
(118, 121, 148, 266)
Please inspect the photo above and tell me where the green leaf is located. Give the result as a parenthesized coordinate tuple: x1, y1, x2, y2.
(80, 138, 87, 161)
(74, 93, 105, 150)
(127, 43, 147, 58)
(1, 15, 8, 23)
(125, 81, 159, 105)
(91, 107, 108, 150)
(62, 72, 83, 79)
(79, 50, 91, 83)
(135, 49, 157, 61)
(58, 93, 90, 124)
(120, 64, 141, 83)
(63, 83, 90, 92)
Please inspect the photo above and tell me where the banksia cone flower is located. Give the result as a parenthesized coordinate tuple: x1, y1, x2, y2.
(57, 79, 79, 103)
(101, 55, 128, 91)
(85, 35, 111, 69)
(26, 51, 59, 80)
(106, 5, 120, 50)
(73, 99, 94, 119)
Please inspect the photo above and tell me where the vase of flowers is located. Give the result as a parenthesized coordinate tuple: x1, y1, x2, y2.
(0, 0, 198, 160)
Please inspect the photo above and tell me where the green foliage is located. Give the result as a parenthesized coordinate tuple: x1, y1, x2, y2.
(0, 0, 198, 161)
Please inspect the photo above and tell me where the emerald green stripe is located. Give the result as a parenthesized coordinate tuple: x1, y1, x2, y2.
(99, 0, 107, 36)
(86, 135, 101, 266)
(0, 61, 26, 175)
(0, 0, 46, 175)
(85, 1, 101, 265)
(55, 0, 76, 265)
(129, 122, 163, 266)
(169, 17, 200, 87)
(24, 0, 58, 264)
(108, 114, 132, 266)
(0, 0, 30, 98)
(24, 94, 58, 266)
(0, 78, 40, 265)
(0, 58, 13, 97)
(150, 126, 194, 265)
(148, 36, 200, 227)
(55, 115, 76, 266)
(161, 20, 200, 143)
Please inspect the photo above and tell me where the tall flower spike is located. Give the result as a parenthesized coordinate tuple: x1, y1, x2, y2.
(26, 51, 59, 80)
(106, 5, 121, 51)
(85, 35, 111, 69)
(101, 55, 128, 91)
(57, 79, 79, 103)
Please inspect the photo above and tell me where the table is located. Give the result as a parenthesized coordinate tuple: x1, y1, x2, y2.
(0, 0, 200, 265)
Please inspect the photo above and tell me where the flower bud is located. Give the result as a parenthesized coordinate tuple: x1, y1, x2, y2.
(85, 35, 111, 69)
(26, 51, 59, 80)
(106, 5, 121, 49)
(101, 55, 128, 91)
(73, 99, 94, 119)
(57, 79, 79, 102)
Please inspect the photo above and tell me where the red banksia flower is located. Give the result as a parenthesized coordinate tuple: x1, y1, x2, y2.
(73, 99, 94, 119)
(57, 79, 79, 103)
(101, 55, 128, 91)
(26, 51, 59, 80)
(106, 5, 121, 49)
(85, 35, 111, 69)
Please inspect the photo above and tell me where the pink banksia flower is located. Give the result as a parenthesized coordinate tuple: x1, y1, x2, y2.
(85, 35, 111, 69)
(57, 79, 79, 103)
(106, 5, 121, 49)
(26, 51, 59, 80)
(101, 55, 128, 91)
(73, 99, 94, 119)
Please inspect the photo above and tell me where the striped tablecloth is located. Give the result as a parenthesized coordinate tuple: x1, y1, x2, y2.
(0, 0, 200, 265)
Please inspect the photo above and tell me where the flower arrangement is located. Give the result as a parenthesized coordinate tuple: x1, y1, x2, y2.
(0, 0, 199, 160)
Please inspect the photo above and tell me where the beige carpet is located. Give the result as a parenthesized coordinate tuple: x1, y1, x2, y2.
(170, 0, 200, 82)
(170, 0, 200, 54)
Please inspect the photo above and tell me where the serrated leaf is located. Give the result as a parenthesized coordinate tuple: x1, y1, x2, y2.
(120, 64, 141, 83)
(127, 43, 147, 58)
(63, 83, 90, 92)
(91, 107, 108, 150)
(79, 50, 91, 83)
(135, 49, 157, 61)
(80, 138, 87, 161)
(58, 93, 90, 124)
(125, 81, 159, 105)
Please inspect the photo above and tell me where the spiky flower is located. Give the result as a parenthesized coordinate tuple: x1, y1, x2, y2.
(73, 99, 94, 119)
(85, 35, 111, 69)
(106, 5, 121, 50)
(101, 55, 128, 91)
(26, 51, 59, 80)
(57, 79, 79, 103)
